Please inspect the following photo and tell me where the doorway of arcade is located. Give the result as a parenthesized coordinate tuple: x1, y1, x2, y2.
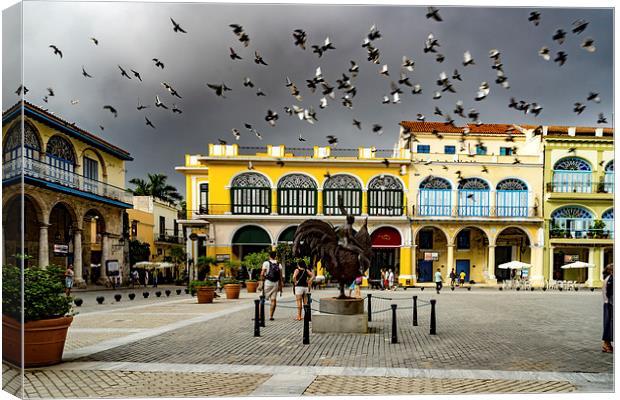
(369, 227, 401, 280)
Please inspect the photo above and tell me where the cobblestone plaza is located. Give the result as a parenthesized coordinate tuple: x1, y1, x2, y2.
(2, 286, 614, 397)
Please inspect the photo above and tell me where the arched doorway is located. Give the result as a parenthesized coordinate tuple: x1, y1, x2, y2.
(277, 226, 298, 244)
(232, 225, 272, 261)
(415, 226, 449, 282)
(494, 227, 531, 282)
(83, 209, 106, 283)
(370, 227, 401, 280)
(3, 195, 42, 266)
(48, 203, 76, 268)
(453, 227, 489, 283)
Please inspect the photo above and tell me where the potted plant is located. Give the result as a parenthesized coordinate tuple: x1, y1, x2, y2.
(597, 181, 607, 193)
(591, 220, 607, 238)
(2, 264, 74, 367)
(245, 279, 259, 293)
(549, 221, 562, 238)
(242, 251, 269, 281)
(191, 280, 216, 303)
(222, 278, 241, 299)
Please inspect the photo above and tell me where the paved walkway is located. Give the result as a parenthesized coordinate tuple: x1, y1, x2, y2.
(2, 287, 614, 397)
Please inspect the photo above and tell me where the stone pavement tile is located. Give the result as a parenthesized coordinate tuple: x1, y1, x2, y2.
(71, 313, 194, 329)
(302, 375, 576, 395)
(2, 362, 23, 398)
(250, 373, 316, 396)
(64, 331, 132, 352)
(23, 369, 271, 398)
(78, 290, 613, 376)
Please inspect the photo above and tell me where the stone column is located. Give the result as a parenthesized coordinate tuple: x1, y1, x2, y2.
(529, 245, 545, 288)
(548, 246, 555, 284)
(446, 244, 455, 272)
(72, 228, 85, 288)
(38, 223, 50, 267)
(101, 233, 109, 279)
(586, 247, 597, 287)
(411, 244, 417, 283)
(487, 245, 497, 283)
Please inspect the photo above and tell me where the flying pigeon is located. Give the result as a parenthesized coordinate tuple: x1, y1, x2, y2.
(572, 19, 588, 34)
(581, 38, 596, 53)
(131, 69, 142, 81)
(573, 102, 586, 114)
(539, 46, 551, 61)
(353, 119, 362, 130)
(103, 105, 118, 117)
(462, 51, 475, 66)
(292, 29, 307, 49)
(152, 58, 164, 69)
(82, 66, 93, 78)
(552, 29, 566, 45)
(90, 37, 99, 45)
(170, 18, 187, 33)
(554, 51, 567, 66)
(597, 113, 607, 124)
(49, 44, 63, 58)
(229, 48, 242, 60)
(155, 95, 168, 109)
(528, 11, 541, 26)
(254, 51, 268, 65)
(426, 6, 442, 21)
(587, 92, 601, 103)
(145, 116, 155, 128)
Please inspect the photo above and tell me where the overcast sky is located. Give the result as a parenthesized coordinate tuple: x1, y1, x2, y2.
(2, 2, 614, 194)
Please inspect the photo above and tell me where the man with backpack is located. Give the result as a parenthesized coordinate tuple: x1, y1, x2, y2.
(261, 251, 284, 321)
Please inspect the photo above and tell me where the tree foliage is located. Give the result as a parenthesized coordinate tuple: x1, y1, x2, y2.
(128, 173, 183, 204)
(129, 240, 151, 266)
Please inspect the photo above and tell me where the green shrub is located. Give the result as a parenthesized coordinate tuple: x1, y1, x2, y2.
(2, 265, 73, 322)
(189, 279, 215, 295)
(222, 278, 240, 285)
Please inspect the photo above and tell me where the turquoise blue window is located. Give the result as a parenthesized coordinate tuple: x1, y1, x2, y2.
(417, 145, 430, 154)
(458, 178, 489, 216)
(496, 179, 528, 217)
(500, 147, 513, 156)
(418, 177, 451, 216)
(476, 145, 487, 155)
(550, 206, 593, 238)
(444, 146, 456, 154)
(552, 157, 592, 193)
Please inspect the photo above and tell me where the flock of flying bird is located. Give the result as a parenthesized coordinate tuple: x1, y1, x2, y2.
(16, 7, 608, 155)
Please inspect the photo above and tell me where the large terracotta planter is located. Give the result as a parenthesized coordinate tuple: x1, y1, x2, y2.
(2, 315, 73, 368)
(224, 284, 241, 299)
(196, 286, 215, 303)
(246, 281, 258, 293)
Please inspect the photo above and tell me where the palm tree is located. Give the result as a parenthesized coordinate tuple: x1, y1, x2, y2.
(128, 173, 182, 204)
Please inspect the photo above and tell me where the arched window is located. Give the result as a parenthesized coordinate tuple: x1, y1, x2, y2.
(230, 172, 271, 214)
(496, 179, 528, 217)
(368, 175, 403, 216)
(602, 208, 614, 238)
(46, 135, 77, 186)
(277, 174, 317, 215)
(458, 178, 490, 216)
(550, 206, 593, 239)
(2, 120, 41, 168)
(418, 177, 451, 216)
(604, 160, 614, 193)
(553, 157, 592, 193)
(323, 174, 362, 215)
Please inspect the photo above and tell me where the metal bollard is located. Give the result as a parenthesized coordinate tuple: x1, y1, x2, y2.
(259, 295, 266, 327)
(253, 299, 260, 337)
(367, 293, 372, 322)
(412, 296, 418, 326)
(307, 293, 312, 322)
(303, 304, 311, 345)
(430, 299, 437, 335)
(391, 304, 398, 344)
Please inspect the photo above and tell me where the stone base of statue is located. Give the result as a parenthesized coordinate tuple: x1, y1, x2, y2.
(312, 297, 368, 334)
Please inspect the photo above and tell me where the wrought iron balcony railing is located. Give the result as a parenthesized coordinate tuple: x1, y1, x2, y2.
(154, 230, 184, 244)
(550, 218, 614, 239)
(190, 203, 409, 217)
(413, 206, 540, 218)
(546, 181, 614, 194)
(2, 155, 133, 204)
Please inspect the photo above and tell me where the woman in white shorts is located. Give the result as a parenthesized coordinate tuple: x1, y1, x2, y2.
(292, 260, 314, 321)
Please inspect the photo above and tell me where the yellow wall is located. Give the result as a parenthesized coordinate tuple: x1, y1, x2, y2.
(127, 208, 154, 255)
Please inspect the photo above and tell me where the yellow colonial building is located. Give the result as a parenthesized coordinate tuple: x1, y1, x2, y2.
(176, 144, 413, 284)
(400, 122, 546, 287)
(542, 126, 614, 288)
(178, 121, 613, 289)
(2, 101, 133, 286)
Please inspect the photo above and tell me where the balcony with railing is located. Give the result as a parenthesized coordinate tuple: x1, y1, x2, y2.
(413, 205, 540, 218)
(154, 229, 184, 244)
(550, 218, 614, 240)
(546, 180, 614, 194)
(190, 203, 409, 217)
(2, 155, 133, 205)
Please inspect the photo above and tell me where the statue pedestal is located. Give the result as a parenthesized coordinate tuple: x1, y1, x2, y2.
(312, 297, 368, 334)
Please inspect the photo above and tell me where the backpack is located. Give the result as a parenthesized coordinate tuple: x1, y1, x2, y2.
(265, 261, 281, 282)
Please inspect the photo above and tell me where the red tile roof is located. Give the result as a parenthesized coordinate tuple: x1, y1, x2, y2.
(400, 121, 613, 136)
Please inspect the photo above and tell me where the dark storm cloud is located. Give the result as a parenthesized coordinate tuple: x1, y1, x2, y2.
(4, 2, 613, 193)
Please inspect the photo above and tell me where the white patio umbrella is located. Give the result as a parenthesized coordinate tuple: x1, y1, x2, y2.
(561, 261, 595, 269)
(498, 261, 532, 270)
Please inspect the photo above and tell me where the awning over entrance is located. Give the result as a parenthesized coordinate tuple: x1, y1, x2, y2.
(371, 227, 401, 248)
(134, 262, 176, 269)
(232, 225, 271, 245)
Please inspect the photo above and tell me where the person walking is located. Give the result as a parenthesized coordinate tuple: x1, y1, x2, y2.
(64, 265, 74, 296)
(434, 268, 443, 294)
(131, 269, 139, 289)
(388, 268, 395, 291)
(449, 268, 457, 288)
(217, 267, 226, 293)
(144, 270, 149, 288)
(459, 270, 466, 287)
(292, 260, 314, 320)
(152, 269, 158, 288)
(261, 251, 284, 321)
(602, 264, 613, 353)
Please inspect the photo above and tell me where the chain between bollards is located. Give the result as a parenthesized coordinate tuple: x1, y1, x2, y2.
(430, 299, 437, 335)
(412, 295, 418, 326)
(391, 304, 398, 343)
(259, 295, 266, 327)
(253, 299, 260, 337)
(303, 304, 311, 345)
(367, 293, 372, 322)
